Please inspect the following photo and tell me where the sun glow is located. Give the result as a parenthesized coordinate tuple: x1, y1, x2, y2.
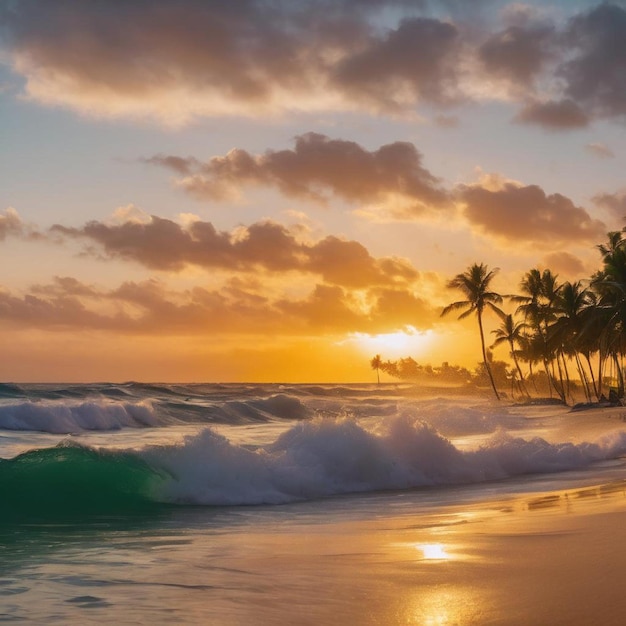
(342, 326, 435, 358)
(417, 543, 450, 561)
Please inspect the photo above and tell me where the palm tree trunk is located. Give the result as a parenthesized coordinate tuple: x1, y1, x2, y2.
(613, 352, 624, 398)
(528, 361, 538, 393)
(583, 353, 598, 400)
(561, 353, 573, 404)
(478, 312, 500, 400)
(554, 356, 566, 402)
(509, 339, 530, 398)
(574, 352, 591, 403)
(509, 339, 529, 398)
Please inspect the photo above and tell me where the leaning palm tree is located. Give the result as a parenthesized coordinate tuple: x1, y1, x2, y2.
(442, 263, 503, 400)
(370, 354, 382, 385)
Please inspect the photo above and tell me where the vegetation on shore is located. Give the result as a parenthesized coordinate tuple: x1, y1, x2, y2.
(373, 229, 626, 405)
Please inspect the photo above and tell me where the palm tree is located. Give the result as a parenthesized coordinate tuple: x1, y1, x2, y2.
(514, 268, 565, 401)
(370, 354, 382, 385)
(549, 281, 595, 402)
(442, 263, 503, 400)
(491, 312, 530, 398)
(591, 237, 626, 398)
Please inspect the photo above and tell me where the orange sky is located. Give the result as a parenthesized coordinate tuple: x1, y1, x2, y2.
(1, 1, 625, 382)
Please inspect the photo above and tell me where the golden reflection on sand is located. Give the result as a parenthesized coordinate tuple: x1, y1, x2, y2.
(402, 586, 485, 625)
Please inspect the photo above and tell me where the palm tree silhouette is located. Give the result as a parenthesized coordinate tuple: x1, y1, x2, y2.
(513, 268, 564, 400)
(442, 263, 503, 400)
(491, 312, 530, 398)
(370, 354, 382, 385)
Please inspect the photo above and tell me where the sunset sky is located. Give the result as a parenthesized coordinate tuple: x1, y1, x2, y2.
(2, 0, 626, 382)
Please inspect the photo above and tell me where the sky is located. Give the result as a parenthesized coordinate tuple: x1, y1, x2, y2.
(1, 0, 626, 382)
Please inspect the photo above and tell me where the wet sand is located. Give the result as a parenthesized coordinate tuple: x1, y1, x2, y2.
(221, 481, 626, 625)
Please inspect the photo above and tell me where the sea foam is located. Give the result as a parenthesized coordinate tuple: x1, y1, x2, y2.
(140, 415, 626, 506)
(0, 400, 159, 433)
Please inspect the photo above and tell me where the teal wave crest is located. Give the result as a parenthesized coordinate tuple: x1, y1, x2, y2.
(0, 442, 165, 521)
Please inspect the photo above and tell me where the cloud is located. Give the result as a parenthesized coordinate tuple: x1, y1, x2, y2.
(514, 98, 589, 130)
(0, 1, 459, 123)
(368, 287, 437, 328)
(2, 1, 626, 128)
(585, 142, 615, 159)
(330, 16, 462, 110)
(146, 133, 450, 218)
(0, 0, 334, 123)
(593, 191, 626, 222)
(0, 207, 40, 241)
(457, 180, 606, 245)
(541, 251, 586, 277)
(478, 21, 556, 87)
(0, 275, 440, 337)
(51, 215, 419, 288)
(561, 3, 626, 120)
(0, 207, 23, 240)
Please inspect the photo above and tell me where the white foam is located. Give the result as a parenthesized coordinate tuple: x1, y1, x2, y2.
(0, 400, 159, 433)
(139, 415, 626, 506)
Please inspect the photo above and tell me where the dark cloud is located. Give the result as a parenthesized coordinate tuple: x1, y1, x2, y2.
(478, 22, 556, 86)
(0, 0, 320, 119)
(51, 215, 418, 288)
(330, 17, 461, 109)
(0, 0, 461, 121)
(514, 99, 589, 130)
(3, 2, 626, 130)
(458, 182, 606, 244)
(561, 3, 626, 120)
(147, 133, 450, 216)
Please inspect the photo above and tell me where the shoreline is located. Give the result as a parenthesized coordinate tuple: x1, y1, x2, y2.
(250, 477, 626, 625)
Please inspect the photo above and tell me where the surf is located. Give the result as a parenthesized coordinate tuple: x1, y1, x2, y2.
(0, 441, 166, 521)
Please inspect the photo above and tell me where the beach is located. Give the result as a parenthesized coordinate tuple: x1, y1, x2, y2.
(2, 383, 626, 624)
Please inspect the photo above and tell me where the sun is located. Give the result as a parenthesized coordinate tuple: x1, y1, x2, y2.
(342, 326, 435, 359)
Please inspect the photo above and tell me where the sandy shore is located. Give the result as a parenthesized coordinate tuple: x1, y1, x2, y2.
(219, 480, 626, 625)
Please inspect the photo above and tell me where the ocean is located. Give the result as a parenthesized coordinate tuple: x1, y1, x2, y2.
(2, 382, 626, 624)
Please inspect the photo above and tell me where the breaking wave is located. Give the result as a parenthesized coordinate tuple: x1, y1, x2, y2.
(4, 415, 626, 520)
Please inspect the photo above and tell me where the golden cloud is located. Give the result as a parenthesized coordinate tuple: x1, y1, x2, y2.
(0, 275, 441, 337)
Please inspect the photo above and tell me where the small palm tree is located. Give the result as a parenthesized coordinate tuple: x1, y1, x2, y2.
(370, 354, 382, 385)
(442, 263, 503, 400)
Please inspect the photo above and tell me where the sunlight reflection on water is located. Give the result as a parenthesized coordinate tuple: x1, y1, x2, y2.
(417, 542, 450, 560)
(402, 586, 486, 626)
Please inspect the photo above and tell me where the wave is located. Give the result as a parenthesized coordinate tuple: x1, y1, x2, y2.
(4, 415, 624, 520)
(0, 393, 312, 433)
(0, 441, 164, 520)
(0, 400, 161, 433)
(145, 416, 626, 506)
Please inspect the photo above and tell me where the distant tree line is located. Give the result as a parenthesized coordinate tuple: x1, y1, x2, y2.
(372, 228, 626, 406)
(370, 354, 551, 397)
